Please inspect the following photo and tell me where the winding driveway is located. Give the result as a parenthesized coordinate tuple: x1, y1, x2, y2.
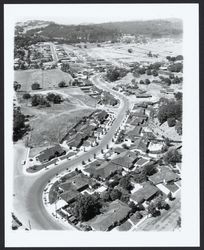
(13, 74, 130, 230)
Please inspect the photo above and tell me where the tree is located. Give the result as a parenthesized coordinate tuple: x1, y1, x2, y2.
(174, 92, 183, 101)
(167, 117, 176, 127)
(110, 189, 122, 201)
(119, 176, 133, 191)
(152, 69, 158, 77)
(31, 82, 40, 90)
(146, 69, 152, 75)
(167, 192, 173, 201)
(46, 93, 56, 102)
(72, 194, 101, 221)
(13, 108, 29, 141)
(23, 93, 31, 99)
(58, 81, 67, 88)
(128, 48, 133, 53)
(147, 203, 157, 217)
(53, 95, 62, 104)
(164, 148, 182, 165)
(129, 201, 137, 213)
(145, 79, 150, 85)
(139, 80, 145, 84)
(14, 81, 21, 92)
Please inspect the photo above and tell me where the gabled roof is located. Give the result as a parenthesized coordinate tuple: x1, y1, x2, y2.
(85, 161, 122, 179)
(37, 144, 65, 163)
(59, 173, 90, 192)
(148, 166, 180, 185)
(60, 190, 80, 203)
(90, 200, 131, 231)
(126, 127, 142, 140)
(112, 151, 138, 169)
(130, 182, 159, 204)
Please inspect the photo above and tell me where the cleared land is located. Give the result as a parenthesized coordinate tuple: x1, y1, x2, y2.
(17, 87, 96, 157)
(14, 68, 73, 91)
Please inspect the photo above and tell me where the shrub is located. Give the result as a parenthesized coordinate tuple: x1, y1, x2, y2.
(31, 82, 40, 90)
(58, 81, 67, 88)
(139, 80, 145, 84)
(23, 93, 31, 99)
(152, 70, 158, 77)
(145, 79, 151, 85)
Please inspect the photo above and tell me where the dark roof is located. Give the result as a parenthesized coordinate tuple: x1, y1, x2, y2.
(90, 200, 131, 231)
(129, 137, 149, 152)
(126, 127, 142, 140)
(148, 166, 180, 185)
(112, 151, 137, 169)
(60, 190, 80, 203)
(85, 161, 122, 179)
(37, 145, 65, 163)
(59, 173, 90, 192)
(130, 182, 159, 204)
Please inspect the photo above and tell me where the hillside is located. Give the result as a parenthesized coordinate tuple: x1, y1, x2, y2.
(15, 18, 183, 44)
(99, 19, 183, 38)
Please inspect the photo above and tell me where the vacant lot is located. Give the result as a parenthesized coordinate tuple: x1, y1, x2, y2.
(18, 91, 94, 157)
(85, 38, 182, 66)
(14, 68, 73, 91)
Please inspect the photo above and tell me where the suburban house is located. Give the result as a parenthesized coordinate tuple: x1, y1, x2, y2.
(129, 137, 150, 153)
(134, 157, 150, 169)
(111, 151, 138, 171)
(84, 161, 123, 181)
(36, 145, 66, 163)
(148, 166, 180, 185)
(88, 199, 131, 231)
(60, 190, 80, 204)
(130, 182, 160, 205)
(126, 127, 142, 142)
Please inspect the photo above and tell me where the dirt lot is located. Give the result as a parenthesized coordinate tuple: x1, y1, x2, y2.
(14, 68, 73, 91)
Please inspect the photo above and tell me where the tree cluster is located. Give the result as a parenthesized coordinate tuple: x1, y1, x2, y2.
(72, 193, 101, 221)
(157, 100, 182, 124)
(13, 108, 29, 142)
(168, 62, 183, 73)
(106, 67, 128, 82)
(164, 148, 182, 165)
(31, 93, 63, 107)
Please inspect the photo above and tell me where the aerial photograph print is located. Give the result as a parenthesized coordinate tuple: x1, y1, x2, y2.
(4, 3, 199, 247)
(12, 4, 183, 233)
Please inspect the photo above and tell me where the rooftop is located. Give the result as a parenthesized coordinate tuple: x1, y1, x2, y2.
(148, 166, 180, 185)
(130, 182, 159, 204)
(37, 144, 65, 163)
(89, 200, 131, 231)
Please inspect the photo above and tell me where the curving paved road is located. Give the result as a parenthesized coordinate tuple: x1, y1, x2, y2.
(13, 74, 130, 230)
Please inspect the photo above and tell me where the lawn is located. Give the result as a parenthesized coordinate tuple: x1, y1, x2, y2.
(14, 68, 73, 91)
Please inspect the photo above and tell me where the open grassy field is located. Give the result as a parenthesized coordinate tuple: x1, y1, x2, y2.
(17, 90, 95, 157)
(14, 68, 73, 92)
(83, 38, 182, 67)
